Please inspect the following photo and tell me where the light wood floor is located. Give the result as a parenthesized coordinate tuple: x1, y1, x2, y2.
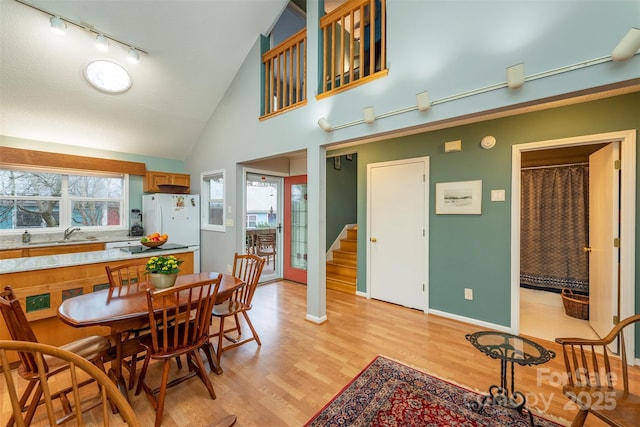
(2, 280, 638, 426)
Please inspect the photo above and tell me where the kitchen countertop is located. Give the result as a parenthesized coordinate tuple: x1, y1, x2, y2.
(0, 236, 141, 250)
(0, 246, 196, 275)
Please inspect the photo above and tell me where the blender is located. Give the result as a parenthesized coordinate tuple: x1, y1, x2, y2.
(129, 209, 144, 236)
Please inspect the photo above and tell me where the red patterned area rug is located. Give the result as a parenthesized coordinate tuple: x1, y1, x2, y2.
(305, 356, 565, 427)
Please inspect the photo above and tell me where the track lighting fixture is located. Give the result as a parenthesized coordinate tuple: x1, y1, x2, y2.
(611, 28, 640, 61)
(96, 34, 109, 52)
(416, 91, 431, 111)
(49, 15, 66, 35)
(506, 63, 525, 89)
(128, 48, 140, 64)
(363, 107, 376, 124)
(318, 117, 332, 132)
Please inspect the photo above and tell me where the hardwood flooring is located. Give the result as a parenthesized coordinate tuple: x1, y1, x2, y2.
(2, 280, 638, 426)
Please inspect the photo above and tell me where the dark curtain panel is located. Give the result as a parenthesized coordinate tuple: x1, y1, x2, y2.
(520, 166, 589, 294)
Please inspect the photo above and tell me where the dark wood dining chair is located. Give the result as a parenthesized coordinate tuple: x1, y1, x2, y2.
(135, 274, 222, 427)
(555, 314, 640, 427)
(105, 261, 153, 390)
(0, 286, 111, 427)
(210, 253, 265, 363)
(0, 339, 140, 427)
(256, 233, 276, 266)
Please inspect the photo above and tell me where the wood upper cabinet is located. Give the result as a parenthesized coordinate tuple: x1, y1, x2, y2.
(143, 171, 191, 193)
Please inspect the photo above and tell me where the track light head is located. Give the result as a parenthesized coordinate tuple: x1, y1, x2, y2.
(506, 63, 525, 89)
(96, 34, 109, 52)
(128, 48, 140, 64)
(363, 107, 376, 124)
(416, 91, 431, 111)
(612, 28, 640, 61)
(318, 117, 332, 132)
(50, 16, 66, 35)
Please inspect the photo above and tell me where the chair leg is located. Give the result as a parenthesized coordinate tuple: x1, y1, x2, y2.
(189, 350, 216, 399)
(217, 317, 225, 362)
(153, 360, 172, 427)
(21, 383, 43, 427)
(242, 311, 261, 346)
(134, 353, 152, 396)
(570, 409, 588, 427)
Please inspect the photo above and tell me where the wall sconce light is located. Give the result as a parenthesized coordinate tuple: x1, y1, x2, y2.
(96, 34, 109, 52)
(363, 106, 376, 124)
(416, 91, 431, 111)
(480, 135, 496, 149)
(506, 63, 525, 89)
(317, 117, 332, 132)
(49, 15, 66, 34)
(612, 28, 640, 61)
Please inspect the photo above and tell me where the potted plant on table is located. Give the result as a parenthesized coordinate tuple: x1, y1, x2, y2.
(146, 255, 184, 289)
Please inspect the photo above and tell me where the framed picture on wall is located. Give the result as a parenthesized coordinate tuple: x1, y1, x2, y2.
(435, 180, 482, 214)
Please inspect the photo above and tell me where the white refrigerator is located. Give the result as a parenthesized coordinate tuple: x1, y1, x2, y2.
(142, 193, 201, 273)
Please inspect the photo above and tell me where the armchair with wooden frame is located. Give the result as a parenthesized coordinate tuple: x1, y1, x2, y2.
(0, 340, 140, 427)
(0, 286, 112, 426)
(210, 253, 265, 363)
(555, 314, 640, 427)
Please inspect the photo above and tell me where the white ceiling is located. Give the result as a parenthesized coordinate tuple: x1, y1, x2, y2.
(0, 0, 289, 160)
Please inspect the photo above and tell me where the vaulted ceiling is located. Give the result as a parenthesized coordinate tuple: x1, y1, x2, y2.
(0, 0, 289, 160)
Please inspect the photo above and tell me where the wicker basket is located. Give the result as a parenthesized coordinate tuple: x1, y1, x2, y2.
(561, 288, 589, 320)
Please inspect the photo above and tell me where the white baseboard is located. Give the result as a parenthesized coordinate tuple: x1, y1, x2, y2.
(428, 309, 514, 334)
(305, 314, 328, 324)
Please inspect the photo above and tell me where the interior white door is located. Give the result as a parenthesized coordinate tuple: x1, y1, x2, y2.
(588, 142, 620, 339)
(368, 158, 427, 310)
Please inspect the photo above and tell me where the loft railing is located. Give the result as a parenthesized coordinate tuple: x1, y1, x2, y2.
(261, 28, 307, 118)
(319, 0, 386, 97)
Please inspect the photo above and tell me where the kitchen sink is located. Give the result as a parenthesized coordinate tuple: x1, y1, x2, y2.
(29, 238, 99, 245)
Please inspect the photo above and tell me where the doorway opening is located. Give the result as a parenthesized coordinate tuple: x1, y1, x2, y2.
(511, 130, 636, 361)
(245, 172, 283, 283)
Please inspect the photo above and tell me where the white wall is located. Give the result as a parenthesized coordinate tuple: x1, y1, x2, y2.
(185, 0, 640, 317)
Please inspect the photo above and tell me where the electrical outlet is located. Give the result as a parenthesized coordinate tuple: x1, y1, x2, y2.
(464, 288, 473, 300)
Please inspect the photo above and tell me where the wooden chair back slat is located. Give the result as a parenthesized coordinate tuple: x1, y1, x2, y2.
(0, 340, 141, 426)
(0, 286, 46, 374)
(106, 261, 149, 295)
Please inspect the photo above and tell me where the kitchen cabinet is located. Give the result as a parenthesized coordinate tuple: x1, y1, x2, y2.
(0, 242, 106, 259)
(143, 171, 191, 193)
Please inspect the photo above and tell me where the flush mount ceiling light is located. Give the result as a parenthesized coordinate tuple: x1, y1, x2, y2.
(612, 28, 640, 61)
(506, 63, 525, 89)
(481, 135, 497, 149)
(318, 117, 332, 132)
(95, 34, 109, 52)
(49, 15, 66, 34)
(84, 60, 132, 93)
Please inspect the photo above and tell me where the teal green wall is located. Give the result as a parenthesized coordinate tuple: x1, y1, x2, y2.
(326, 154, 357, 251)
(330, 93, 639, 337)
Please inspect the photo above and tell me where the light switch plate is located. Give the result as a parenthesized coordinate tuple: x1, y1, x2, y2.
(444, 140, 462, 152)
(225, 219, 234, 226)
(464, 288, 473, 300)
(491, 189, 505, 201)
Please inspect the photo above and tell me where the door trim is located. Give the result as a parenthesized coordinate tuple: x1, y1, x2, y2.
(510, 130, 636, 363)
(366, 156, 430, 312)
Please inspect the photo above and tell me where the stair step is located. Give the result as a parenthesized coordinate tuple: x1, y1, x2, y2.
(346, 228, 358, 240)
(339, 239, 357, 252)
(332, 250, 356, 265)
(326, 261, 356, 280)
(326, 277, 356, 294)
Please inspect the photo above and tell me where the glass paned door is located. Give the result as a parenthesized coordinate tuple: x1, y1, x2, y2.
(284, 175, 307, 283)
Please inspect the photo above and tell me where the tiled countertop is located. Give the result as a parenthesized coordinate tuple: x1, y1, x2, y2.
(0, 247, 196, 274)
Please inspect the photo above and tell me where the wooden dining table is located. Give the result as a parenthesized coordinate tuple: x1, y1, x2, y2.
(57, 272, 244, 399)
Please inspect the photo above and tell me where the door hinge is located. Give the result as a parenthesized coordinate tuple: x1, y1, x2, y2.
(613, 237, 620, 248)
(613, 315, 619, 324)
(614, 159, 621, 170)
(423, 174, 425, 182)
(422, 283, 425, 292)
(422, 229, 425, 236)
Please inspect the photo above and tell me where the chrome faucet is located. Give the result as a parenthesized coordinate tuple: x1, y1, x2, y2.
(63, 227, 81, 240)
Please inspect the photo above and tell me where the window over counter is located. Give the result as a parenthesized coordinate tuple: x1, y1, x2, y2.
(201, 170, 225, 232)
(0, 167, 127, 231)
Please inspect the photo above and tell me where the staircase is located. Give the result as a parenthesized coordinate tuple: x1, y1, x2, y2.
(326, 226, 357, 294)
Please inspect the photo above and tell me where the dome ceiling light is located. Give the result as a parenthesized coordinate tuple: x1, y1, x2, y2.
(84, 60, 132, 94)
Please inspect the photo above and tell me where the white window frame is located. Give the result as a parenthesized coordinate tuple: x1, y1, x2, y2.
(201, 169, 225, 232)
(0, 166, 128, 234)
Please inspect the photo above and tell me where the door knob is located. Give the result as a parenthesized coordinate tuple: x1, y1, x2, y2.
(370, 237, 377, 243)
(583, 246, 592, 253)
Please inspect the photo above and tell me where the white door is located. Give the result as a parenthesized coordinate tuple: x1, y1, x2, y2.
(368, 157, 428, 310)
(588, 142, 620, 339)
